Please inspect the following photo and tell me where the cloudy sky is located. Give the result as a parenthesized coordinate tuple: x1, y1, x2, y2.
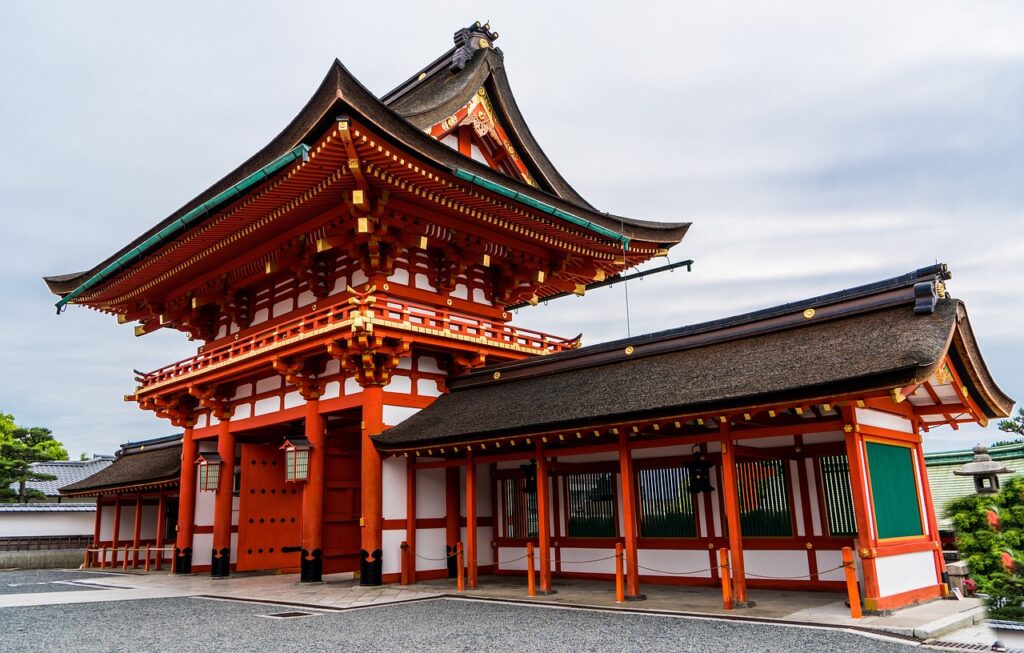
(0, 2, 1021, 457)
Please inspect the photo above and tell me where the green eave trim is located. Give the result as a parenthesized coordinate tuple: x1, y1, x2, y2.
(56, 144, 311, 312)
(453, 169, 630, 248)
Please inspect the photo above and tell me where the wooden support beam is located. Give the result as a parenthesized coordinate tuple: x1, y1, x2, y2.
(175, 425, 197, 574)
(466, 451, 478, 590)
(211, 417, 235, 578)
(719, 422, 748, 605)
(301, 398, 325, 582)
(132, 494, 143, 568)
(536, 440, 553, 594)
(618, 432, 642, 599)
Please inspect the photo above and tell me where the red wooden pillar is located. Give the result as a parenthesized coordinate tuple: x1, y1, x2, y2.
(360, 385, 384, 585)
(301, 398, 326, 582)
(175, 424, 198, 574)
(91, 496, 103, 568)
(841, 405, 880, 608)
(211, 417, 235, 578)
(535, 440, 553, 594)
(406, 457, 417, 585)
(719, 422, 748, 605)
(466, 452, 478, 589)
(132, 493, 143, 568)
(617, 432, 642, 599)
(912, 419, 946, 589)
(111, 494, 122, 567)
(154, 492, 166, 570)
(445, 465, 460, 578)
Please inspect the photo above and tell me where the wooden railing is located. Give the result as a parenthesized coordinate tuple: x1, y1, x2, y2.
(137, 295, 575, 390)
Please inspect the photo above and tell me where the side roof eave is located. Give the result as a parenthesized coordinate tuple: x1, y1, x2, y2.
(949, 302, 1015, 418)
(46, 57, 689, 297)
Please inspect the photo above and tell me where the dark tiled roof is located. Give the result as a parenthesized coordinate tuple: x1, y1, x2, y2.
(373, 266, 1013, 450)
(44, 25, 688, 297)
(60, 440, 181, 496)
(9, 457, 114, 497)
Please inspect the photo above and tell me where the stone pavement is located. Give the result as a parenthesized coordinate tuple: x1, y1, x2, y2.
(0, 568, 439, 610)
(0, 568, 988, 642)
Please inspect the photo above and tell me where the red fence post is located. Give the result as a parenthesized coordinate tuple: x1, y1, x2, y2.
(719, 548, 733, 610)
(456, 542, 465, 592)
(527, 542, 536, 597)
(615, 542, 625, 604)
(843, 547, 862, 619)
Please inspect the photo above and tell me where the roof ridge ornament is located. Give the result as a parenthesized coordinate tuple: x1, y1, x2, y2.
(451, 21, 499, 72)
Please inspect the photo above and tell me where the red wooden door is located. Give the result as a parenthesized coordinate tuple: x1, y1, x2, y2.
(237, 443, 302, 572)
(323, 431, 361, 573)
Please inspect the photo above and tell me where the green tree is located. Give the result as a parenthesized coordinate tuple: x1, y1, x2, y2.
(997, 407, 1024, 442)
(0, 412, 69, 503)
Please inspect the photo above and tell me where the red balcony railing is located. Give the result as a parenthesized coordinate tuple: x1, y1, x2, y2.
(136, 295, 576, 391)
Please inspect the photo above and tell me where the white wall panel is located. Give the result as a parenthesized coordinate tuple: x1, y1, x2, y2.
(416, 468, 445, 519)
(856, 408, 914, 434)
(415, 528, 447, 572)
(816, 550, 846, 582)
(637, 549, 713, 578)
(382, 529, 406, 575)
(742, 550, 808, 581)
(875, 550, 937, 597)
(382, 457, 407, 521)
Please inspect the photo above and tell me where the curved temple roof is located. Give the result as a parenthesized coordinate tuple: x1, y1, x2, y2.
(45, 22, 689, 301)
(373, 264, 1015, 450)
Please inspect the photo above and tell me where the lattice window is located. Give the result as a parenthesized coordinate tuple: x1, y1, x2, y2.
(566, 472, 617, 538)
(638, 466, 698, 537)
(736, 459, 792, 537)
(818, 455, 858, 536)
(500, 477, 538, 539)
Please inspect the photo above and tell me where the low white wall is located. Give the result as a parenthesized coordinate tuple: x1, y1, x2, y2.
(0, 511, 94, 537)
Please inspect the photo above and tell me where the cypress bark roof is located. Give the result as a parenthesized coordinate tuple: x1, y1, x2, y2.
(44, 23, 688, 298)
(373, 265, 1014, 450)
(60, 437, 182, 496)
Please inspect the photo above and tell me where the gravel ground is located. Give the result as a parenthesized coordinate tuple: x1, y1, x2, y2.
(0, 569, 116, 595)
(0, 595, 917, 653)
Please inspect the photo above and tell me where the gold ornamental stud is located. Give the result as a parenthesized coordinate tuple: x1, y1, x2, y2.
(493, 371, 501, 380)
(803, 308, 816, 319)
(624, 346, 635, 355)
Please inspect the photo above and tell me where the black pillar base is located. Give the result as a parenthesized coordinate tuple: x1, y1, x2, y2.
(174, 547, 192, 575)
(211, 547, 230, 578)
(360, 548, 382, 586)
(446, 544, 458, 579)
(301, 548, 323, 583)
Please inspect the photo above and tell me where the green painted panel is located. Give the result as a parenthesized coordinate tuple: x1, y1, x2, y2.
(866, 442, 923, 539)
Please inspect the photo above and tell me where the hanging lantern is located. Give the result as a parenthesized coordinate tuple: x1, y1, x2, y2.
(686, 445, 715, 494)
(196, 453, 222, 492)
(281, 437, 311, 482)
(954, 444, 1010, 494)
(521, 460, 537, 495)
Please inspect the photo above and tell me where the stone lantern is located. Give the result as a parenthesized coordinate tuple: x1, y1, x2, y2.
(954, 444, 1010, 494)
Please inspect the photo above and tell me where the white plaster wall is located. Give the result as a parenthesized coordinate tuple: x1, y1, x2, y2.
(119, 505, 136, 537)
(99, 505, 115, 540)
(254, 397, 279, 416)
(416, 468, 445, 519)
(140, 505, 159, 540)
(417, 356, 443, 374)
(195, 488, 216, 526)
(476, 526, 494, 565)
(382, 529, 405, 575)
(382, 457, 407, 521)
(193, 533, 213, 565)
(875, 550, 937, 597)
(637, 549, 713, 578)
(0, 511, 95, 537)
(415, 528, 447, 572)
(560, 547, 616, 574)
(742, 550, 808, 581)
(383, 405, 419, 427)
(499, 546, 527, 571)
(816, 550, 846, 582)
(256, 376, 282, 394)
(856, 408, 914, 434)
(283, 390, 304, 409)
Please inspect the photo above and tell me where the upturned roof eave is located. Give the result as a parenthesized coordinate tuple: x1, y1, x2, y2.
(45, 55, 688, 299)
